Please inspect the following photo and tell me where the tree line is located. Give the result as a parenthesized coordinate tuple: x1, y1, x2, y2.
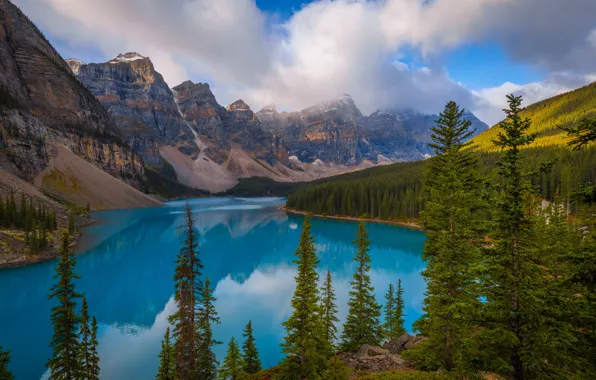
(404, 97, 596, 379)
(0, 192, 59, 252)
(286, 144, 596, 222)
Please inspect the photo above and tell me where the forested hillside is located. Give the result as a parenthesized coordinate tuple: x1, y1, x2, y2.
(287, 145, 596, 220)
(470, 81, 596, 151)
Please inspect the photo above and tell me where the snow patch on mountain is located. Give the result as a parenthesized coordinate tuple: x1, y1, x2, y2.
(109, 52, 146, 64)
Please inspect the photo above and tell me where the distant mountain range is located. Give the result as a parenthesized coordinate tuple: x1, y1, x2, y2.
(0, 0, 490, 206)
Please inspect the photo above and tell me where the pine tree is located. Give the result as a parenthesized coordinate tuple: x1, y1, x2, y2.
(196, 277, 221, 379)
(47, 230, 81, 379)
(218, 337, 243, 380)
(156, 327, 176, 380)
(78, 296, 99, 380)
(281, 216, 327, 378)
(341, 223, 383, 352)
(241, 321, 261, 374)
(19, 193, 26, 229)
(320, 270, 339, 354)
(384, 280, 407, 342)
(413, 101, 484, 374)
(394, 279, 406, 339)
(68, 213, 76, 235)
(0, 345, 14, 380)
(168, 203, 202, 379)
(481, 94, 554, 379)
(88, 317, 100, 380)
(383, 284, 395, 341)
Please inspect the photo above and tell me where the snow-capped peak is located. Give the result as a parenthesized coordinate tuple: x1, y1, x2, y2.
(109, 52, 146, 64)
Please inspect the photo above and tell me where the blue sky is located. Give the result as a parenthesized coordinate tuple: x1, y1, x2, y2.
(15, 0, 596, 125)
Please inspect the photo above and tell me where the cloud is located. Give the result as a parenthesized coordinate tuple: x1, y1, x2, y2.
(472, 72, 594, 125)
(13, 0, 596, 123)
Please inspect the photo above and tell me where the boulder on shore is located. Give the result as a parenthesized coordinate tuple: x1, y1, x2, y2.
(383, 333, 426, 354)
(338, 344, 409, 373)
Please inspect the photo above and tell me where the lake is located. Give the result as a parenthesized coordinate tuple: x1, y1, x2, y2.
(0, 197, 426, 379)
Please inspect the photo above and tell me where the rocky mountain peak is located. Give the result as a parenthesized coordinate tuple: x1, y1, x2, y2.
(227, 99, 251, 112)
(109, 52, 147, 64)
(65, 58, 85, 74)
(173, 80, 217, 105)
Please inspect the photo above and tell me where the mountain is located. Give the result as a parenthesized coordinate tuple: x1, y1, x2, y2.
(68, 52, 197, 169)
(0, 0, 160, 209)
(257, 95, 369, 164)
(471, 81, 596, 151)
(69, 55, 301, 192)
(256, 96, 489, 164)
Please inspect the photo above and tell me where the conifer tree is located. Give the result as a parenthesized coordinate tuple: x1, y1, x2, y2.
(384, 280, 407, 341)
(482, 94, 557, 379)
(156, 327, 176, 380)
(394, 279, 406, 338)
(68, 213, 76, 235)
(281, 216, 327, 378)
(169, 203, 202, 379)
(320, 270, 339, 354)
(78, 296, 99, 380)
(47, 231, 81, 379)
(218, 337, 243, 380)
(341, 223, 383, 352)
(78, 296, 92, 378)
(241, 321, 261, 374)
(383, 284, 395, 341)
(196, 277, 221, 379)
(414, 101, 483, 374)
(0, 345, 14, 380)
(88, 317, 100, 380)
(19, 193, 26, 229)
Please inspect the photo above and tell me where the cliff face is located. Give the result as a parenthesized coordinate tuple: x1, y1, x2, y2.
(257, 95, 370, 165)
(257, 97, 489, 164)
(72, 53, 197, 168)
(172, 81, 287, 166)
(0, 0, 143, 187)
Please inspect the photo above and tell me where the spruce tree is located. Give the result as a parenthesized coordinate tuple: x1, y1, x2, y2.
(341, 223, 383, 352)
(196, 277, 221, 379)
(218, 337, 243, 380)
(168, 203, 202, 379)
(156, 327, 176, 380)
(68, 213, 76, 235)
(320, 270, 339, 354)
(0, 345, 14, 380)
(393, 279, 406, 338)
(241, 321, 261, 374)
(482, 94, 556, 379)
(47, 231, 81, 379)
(88, 317, 100, 380)
(78, 296, 99, 380)
(385, 280, 407, 342)
(281, 216, 327, 378)
(383, 284, 395, 341)
(78, 296, 92, 378)
(414, 101, 483, 374)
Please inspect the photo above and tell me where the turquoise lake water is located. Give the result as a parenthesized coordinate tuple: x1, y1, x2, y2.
(0, 197, 426, 379)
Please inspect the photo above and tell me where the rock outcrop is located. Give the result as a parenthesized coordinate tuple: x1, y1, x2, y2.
(0, 0, 145, 197)
(338, 344, 410, 373)
(383, 333, 427, 354)
(71, 52, 197, 168)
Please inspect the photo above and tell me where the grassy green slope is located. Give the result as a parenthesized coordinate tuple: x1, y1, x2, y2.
(470, 81, 596, 151)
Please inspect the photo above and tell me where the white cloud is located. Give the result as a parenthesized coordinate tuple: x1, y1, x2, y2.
(13, 0, 596, 122)
(472, 72, 594, 125)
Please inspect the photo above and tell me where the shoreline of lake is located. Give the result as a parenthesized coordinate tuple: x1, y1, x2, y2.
(283, 207, 422, 230)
